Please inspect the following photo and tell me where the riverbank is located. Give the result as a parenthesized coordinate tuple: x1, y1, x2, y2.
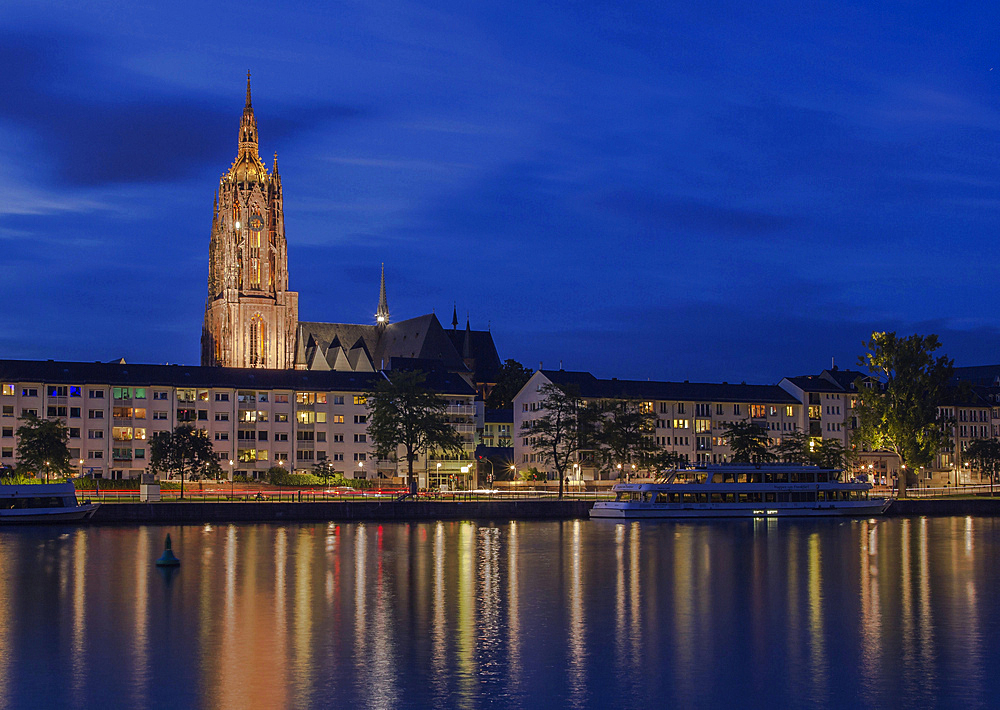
(886, 497, 1000, 516)
(90, 499, 594, 523)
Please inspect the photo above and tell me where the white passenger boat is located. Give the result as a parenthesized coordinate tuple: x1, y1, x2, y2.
(0, 482, 100, 523)
(590, 464, 890, 519)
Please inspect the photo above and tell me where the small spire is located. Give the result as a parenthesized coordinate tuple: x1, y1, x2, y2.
(376, 263, 389, 325)
(452, 303, 458, 330)
(245, 71, 252, 108)
(272, 151, 279, 176)
(463, 314, 473, 360)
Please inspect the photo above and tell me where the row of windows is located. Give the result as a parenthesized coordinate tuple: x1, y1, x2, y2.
(1, 385, 373, 407)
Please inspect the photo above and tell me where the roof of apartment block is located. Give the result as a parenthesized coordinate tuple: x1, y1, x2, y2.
(539, 370, 799, 404)
(781, 375, 844, 393)
(953, 364, 1000, 387)
(0, 359, 474, 395)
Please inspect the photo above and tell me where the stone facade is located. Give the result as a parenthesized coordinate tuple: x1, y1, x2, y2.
(202, 74, 299, 369)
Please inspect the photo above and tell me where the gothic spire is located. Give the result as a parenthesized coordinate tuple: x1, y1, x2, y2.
(452, 303, 458, 330)
(376, 263, 390, 325)
(238, 71, 259, 152)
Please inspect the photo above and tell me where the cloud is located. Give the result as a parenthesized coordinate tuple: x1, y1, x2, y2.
(0, 32, 364, 187)
(596, 190, 799, 237)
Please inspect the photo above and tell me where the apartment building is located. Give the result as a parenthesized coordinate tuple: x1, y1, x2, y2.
(513, 370, 801, 480)
(0, 359, 475, 484)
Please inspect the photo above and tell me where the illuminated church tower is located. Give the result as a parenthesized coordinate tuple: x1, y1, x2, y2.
(202, 74, 299, 368)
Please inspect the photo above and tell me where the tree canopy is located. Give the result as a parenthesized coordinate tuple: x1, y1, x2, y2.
(964, 438, 1000, 494)
(149, 425, 221, 499)
(485, 359, 534, 410)
(520, 383, 593, 497)
(366, 370, 466, 493)
(723, 420, 774, 473)
(773, 430, 851, 472)
(15, 414, 73, 482)
(593, 399, 660, 478)
(853, 332, 954, 497)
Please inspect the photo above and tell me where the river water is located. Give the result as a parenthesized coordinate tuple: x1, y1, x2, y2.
(0, 517, 997, 709)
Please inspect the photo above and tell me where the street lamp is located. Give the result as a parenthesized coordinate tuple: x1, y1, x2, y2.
(229, 459, 234, 500)
(79, 459, 85, 479)
(616, 463, 623, 481)
(44, 460, 49, 484)
(436, 462, 442, 489)
(573, 462, 579, 486)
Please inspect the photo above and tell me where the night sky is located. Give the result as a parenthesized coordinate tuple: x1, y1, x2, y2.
(3, 0, 999, 383)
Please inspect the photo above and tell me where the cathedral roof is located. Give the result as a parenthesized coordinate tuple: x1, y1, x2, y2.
(298, 313, 468, 372)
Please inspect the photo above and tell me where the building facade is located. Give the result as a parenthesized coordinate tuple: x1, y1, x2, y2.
(0, 360, 474, 485)
(513, 369, 801, 481)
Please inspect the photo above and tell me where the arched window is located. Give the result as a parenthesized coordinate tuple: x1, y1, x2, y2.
(249, 315, 267, 367)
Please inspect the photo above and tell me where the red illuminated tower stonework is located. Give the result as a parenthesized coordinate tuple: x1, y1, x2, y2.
(202, 74, 299, 368)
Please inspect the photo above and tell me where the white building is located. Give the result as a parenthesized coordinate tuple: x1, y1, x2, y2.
(514, 369, 801, 481)
(0, 359, 474, 485)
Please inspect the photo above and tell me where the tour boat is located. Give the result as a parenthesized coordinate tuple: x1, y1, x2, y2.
(590, 464, 890, 519)
(0, 482, 100, 523)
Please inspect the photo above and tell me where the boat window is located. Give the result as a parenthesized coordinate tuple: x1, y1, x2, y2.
(765, 493, 775, 503)
(2, 496, 67, 509)
(711, 494, 723, 503)
(642, 493, 653, 503)
(778, 493, 790, 502)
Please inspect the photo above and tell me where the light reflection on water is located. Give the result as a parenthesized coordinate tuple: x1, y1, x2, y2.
(0, 518, 999, 709)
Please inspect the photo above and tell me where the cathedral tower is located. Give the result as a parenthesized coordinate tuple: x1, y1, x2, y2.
(201, 74, 299, 368)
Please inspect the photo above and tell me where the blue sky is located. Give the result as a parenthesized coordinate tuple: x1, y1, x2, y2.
(2, 0, 999, 383)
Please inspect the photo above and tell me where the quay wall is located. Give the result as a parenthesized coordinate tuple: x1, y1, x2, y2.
(886, 498, 1000, 516)
(89, 498, 1000, 524)
(91, 499, 594, 524)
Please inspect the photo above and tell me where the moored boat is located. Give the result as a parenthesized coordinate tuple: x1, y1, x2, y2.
(0, 482, 100, 523)
(590, 464, 890, 519)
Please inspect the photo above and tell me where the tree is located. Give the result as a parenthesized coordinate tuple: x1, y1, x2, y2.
(593, 399, 659, 478)
(149, 425, 221, 499)
(367, 370, 466, 494)
(485, 359, 534, 410)
(15, 414, 72, 482)
(650, 450, 688, 480)
(723, 420, 774, 477)
(520, 383, 592, 498)
(853, 332, 954, 498)
(773, 430, 851, 474)
(964, 438, 1000, 495)
(312, 460, 340, 486)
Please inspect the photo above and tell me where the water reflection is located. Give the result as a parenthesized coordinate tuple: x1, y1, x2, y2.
(0, 518, 998, 708)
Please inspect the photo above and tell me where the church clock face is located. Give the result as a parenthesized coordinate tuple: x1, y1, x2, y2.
(248, 213, 264, 232)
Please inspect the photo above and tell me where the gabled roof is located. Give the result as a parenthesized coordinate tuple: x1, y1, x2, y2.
(539, 370, 799, 404)
(780, 375, 844, 393)
(299, 313, 467, 372)
(444, 327, 502, 384)
(820, 368, 871, 391)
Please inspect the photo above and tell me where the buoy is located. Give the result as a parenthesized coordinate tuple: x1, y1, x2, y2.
(155, 533, 180, 567)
